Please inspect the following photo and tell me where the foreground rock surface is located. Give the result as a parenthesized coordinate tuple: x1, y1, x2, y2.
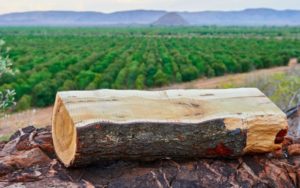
(1, 106, 300, 188)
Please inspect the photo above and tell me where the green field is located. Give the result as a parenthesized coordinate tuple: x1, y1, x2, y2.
(1, 26, 300, 110)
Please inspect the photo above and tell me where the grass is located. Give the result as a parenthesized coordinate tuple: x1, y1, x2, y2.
(221, 66, 300, 110)
(0, 135, 10, 142)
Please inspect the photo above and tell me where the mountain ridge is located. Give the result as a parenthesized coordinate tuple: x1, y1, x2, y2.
(1, 8, 300, 26)
(153, 12, 189, 26)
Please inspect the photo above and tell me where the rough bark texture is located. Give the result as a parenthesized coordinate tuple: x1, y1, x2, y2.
(52, 89, 288, 167)
(73, 120, 247, 167)
(0, 106, 299, 187)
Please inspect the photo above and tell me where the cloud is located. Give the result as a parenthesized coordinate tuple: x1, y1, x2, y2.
(0, 0, 299, 14)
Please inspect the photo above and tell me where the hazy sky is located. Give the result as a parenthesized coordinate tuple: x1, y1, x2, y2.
(0, 0, 300, 14)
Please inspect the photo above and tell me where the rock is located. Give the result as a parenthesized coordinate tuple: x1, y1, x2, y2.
(288, 144, 300, 156)
(0, 141, 6, 150)
(9, 125, 36, 141)
(0, 103, 299, 187)
(0, 148, 51, 178)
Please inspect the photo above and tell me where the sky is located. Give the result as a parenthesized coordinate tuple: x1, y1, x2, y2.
(0, 0, 300, 14)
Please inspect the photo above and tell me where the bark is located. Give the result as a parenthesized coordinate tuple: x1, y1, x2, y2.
(52, 89, 288, 167)
(73, 120, 247, 166)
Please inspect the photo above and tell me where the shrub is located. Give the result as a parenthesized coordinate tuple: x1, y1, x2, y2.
(32, 81, 56, 107)
(246, 70, 300, 110)
(181, 66, 199, 81)
(212, 63, 227, 76)
(221, 67, 300, 110)
(175, 72, 182, 82)
(75, 71, 96, 90)
(135, 74, 145, 89)
(153, 69, 169, 86)
(0, 39, 15, 115)
(16, 95, 32, 111)
(61, 80, 77, 91)
(0, 89, 16, 114)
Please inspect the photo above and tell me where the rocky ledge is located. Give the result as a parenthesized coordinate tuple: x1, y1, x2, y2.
(0, 106, 300, 188)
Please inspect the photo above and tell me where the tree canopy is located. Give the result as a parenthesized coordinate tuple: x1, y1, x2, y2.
(0, 27, 299, 111)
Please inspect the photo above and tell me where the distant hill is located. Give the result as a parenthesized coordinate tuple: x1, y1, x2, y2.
(153, 12, 189, 26)
(0, 8, 300, 26)
(181, 8, 300, 26)
(0, 10, 166, 26)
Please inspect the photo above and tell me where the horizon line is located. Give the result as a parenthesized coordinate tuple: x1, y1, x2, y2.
(1, 7, 300, 16)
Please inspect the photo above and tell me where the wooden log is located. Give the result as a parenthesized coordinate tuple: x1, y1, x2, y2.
(52, 88, 288, 167)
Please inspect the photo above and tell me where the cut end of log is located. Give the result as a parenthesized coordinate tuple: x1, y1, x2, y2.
(52, 95, 77, 167)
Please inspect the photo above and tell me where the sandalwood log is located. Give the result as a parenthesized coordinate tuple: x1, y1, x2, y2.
(52, 88, 288, 167)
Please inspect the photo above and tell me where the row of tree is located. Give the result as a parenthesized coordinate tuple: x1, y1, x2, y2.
(0, 27, 300, 110)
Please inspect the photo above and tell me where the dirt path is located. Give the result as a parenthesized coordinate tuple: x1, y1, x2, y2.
(162, 65, 298, 89)
(0, 107, 53, 138)
(0, 64, 298, 138)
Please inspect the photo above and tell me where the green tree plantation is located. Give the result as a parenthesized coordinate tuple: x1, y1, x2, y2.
(0, 26, 300, 110)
